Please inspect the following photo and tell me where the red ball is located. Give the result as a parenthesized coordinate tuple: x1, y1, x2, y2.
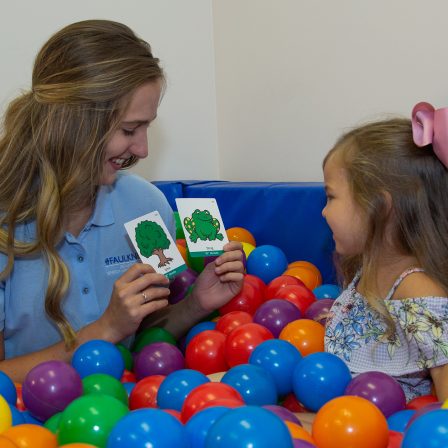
(129, 375, 165, 410)
(181, 382, 244, 422)
(219, 282, 264, 316)
(388, 430, 403, 448)
(215, 311, 253, 335)
(224, 323, 274, 367)
(272, 284, 316, 314)
(185, 330, 229, 375)
(405, 394, 438, 410)
(265, 275, 306, 301)
(244, 275, 266, 300)
(121, 369, 136, 383)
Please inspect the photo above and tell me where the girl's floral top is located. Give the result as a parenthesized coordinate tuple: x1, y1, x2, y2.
(325, 268, 448, 401)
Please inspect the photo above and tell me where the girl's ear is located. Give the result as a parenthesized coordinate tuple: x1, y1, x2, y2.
(383, 190, 393, 216)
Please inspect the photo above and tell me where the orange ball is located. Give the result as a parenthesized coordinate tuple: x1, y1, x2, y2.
(284, 421, 315, 444)
(176, 243, 189, 265)
(59, 445, 99, 447)
(0, 436, 19, 448)
(312, 396, 389, 448)
(284, 261, 322, 290)
(226, 227, 256, 246)
(279, 319, 325, 356)
(2, 424, 57, 448)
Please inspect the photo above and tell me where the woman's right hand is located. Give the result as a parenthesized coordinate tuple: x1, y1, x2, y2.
(97, 263, 170, 343)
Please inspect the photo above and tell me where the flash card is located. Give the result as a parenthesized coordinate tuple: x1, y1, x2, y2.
(175, 198, 229, 257)
(124, 211, 187, 278)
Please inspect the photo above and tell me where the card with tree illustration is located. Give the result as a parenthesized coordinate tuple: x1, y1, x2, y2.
(175, 198, 229, 257)
(124, 211, 187, 278)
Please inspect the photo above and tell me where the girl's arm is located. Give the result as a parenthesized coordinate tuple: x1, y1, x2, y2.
(430, 363, 448, 401)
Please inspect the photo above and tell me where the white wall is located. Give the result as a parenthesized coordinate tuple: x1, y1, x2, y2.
(0, 0, 219, 181)
(2, 1, 448, 182)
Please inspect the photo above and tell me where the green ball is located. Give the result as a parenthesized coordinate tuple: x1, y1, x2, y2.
(82, 373, 129, 406)
(57, 394, 128, 447)
(186, 249, 205, 273)
(44, 411, 62, 434)
(173, 211, 186, 240)
(132, 327, 177, 353)
(116, 343, 133, 371)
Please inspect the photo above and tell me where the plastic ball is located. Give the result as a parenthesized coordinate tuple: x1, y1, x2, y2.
(219, 282, 264, 316)
(249, 339, 302, 397)
(115, 344, 133, 371)
(215, 311, 253, 335)
(387, 409, 416, 433)
(7, 403, 25, 426)
(244, 274, 266, 299)
(292, 440, 316, 448)
(388, 430, 403, 448)
(71, 340, 125, 380)
(312, 395, 389, 448)
(181, 382, 244, 423)
(129, 375, 165, 410)
(185, 406, 230, 448)
(205, 405, 294, 447)
(344, 371, 406, 417)
(185, 330, 229, 375)
(169, 268, 198, 304)
(271, 285, 316, 315)
(132, 327, 177, 353)
(14, 382, 25, 411)
(22, 360, 83, 422)
(2, 424, 57, 448)
(226, 227, 256, 246)
(262, 404, 303, 426)
(284, 421, 315, 444)
(265, 275, 306, 300)
(0, 436, 19, 448)
(292, 352, 352, 412)
(304, 299, 334, 326)
(21, 409, 44, 425)
(185, 321, 217, 346)
(312, 284, 342, 299)
(134, 342, 185, 380)
(402, 409, 448, 448)
(107, 408, 189, 448)
(279, 319, 325, 356)
(0, 371, 17, 405)
(82, 373, 128, 406)
(246, 245, 289, 284)
(253, 299, 302, 337)
(44, 411, 62, 434)
(406, 393, 438, 409)
(157, 369, 210, 411)
(221, 364, 278, 406)
(406, 401, 442, 428)
(57, 394, 128, 447)
(225, 323, 274, 367)
(0, 395, 12, 433)
(285, 261, 322, 290)
(122, 381, 136, 397)
(120, 369, 136, 383)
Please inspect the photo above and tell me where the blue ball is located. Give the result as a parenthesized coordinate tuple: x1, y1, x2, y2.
(292, 352, 352, 412)
(249, 339, 302, 396)
(186, 321, 217, 346)
(387, 409, 416, 433)
(107, 408, 189, 448)
(205, 405, 293, 447)
(402, 409, 448, 448)
(71, 339, 125, 379)
(246, 245, 288, 284)
(185, 406, 230, 448)
(122, 382, 136, 396)
(157, 369, 210, 411)
(0, 370, 17, 404)
(221, 364, 278, 406)
(21, 409, 44, 425)
(8, 403, 25, 426)
(313, 284, 342, 299)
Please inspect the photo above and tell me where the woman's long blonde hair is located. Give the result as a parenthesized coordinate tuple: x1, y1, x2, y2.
(325, 118, 448, 335)
(0, 20, 164, 347)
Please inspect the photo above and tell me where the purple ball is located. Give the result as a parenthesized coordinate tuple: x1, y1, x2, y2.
(304, 298, 334, 326)
(253, 299, 302, 337)
(22, 360, 83, 421)
(293, 440, 316, 448)
(134, 342, 185, 380)
(169, 268, 197, 304)
(345, 371, 406, 417)
(263, 404, 302, 426)
(406, 401, 442, 429)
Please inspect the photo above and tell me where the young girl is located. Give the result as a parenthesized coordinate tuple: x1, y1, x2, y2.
(0, 20, 244, 382)
(323, 107, 448, 402)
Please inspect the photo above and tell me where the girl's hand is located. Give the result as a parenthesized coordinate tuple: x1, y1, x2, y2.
(189, 241, 244, 314)
(98, 263, 170, 342)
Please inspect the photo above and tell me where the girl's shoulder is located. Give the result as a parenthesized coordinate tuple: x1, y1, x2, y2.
(391, 270, 448, 300)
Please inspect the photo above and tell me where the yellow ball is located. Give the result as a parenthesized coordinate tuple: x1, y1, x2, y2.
(0, 395, 12, 433)
(242, 242, 256, 259)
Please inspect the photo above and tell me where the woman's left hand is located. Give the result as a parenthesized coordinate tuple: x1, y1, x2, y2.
(190, 241, 244, 313)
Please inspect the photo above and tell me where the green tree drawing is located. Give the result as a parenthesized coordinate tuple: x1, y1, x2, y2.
(135, 220, 173, 267)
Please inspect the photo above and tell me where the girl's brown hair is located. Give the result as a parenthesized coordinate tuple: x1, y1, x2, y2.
(0, 20, 164, 347)
(325, 118, 448, 335)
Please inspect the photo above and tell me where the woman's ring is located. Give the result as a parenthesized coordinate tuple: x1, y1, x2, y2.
(142, 291, 149, 304)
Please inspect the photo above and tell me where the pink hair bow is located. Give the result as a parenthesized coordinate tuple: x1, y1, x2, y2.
(411, 102, 448, 168)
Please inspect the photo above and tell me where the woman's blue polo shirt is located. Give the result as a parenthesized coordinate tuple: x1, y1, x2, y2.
(0, 173, 175, 358)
